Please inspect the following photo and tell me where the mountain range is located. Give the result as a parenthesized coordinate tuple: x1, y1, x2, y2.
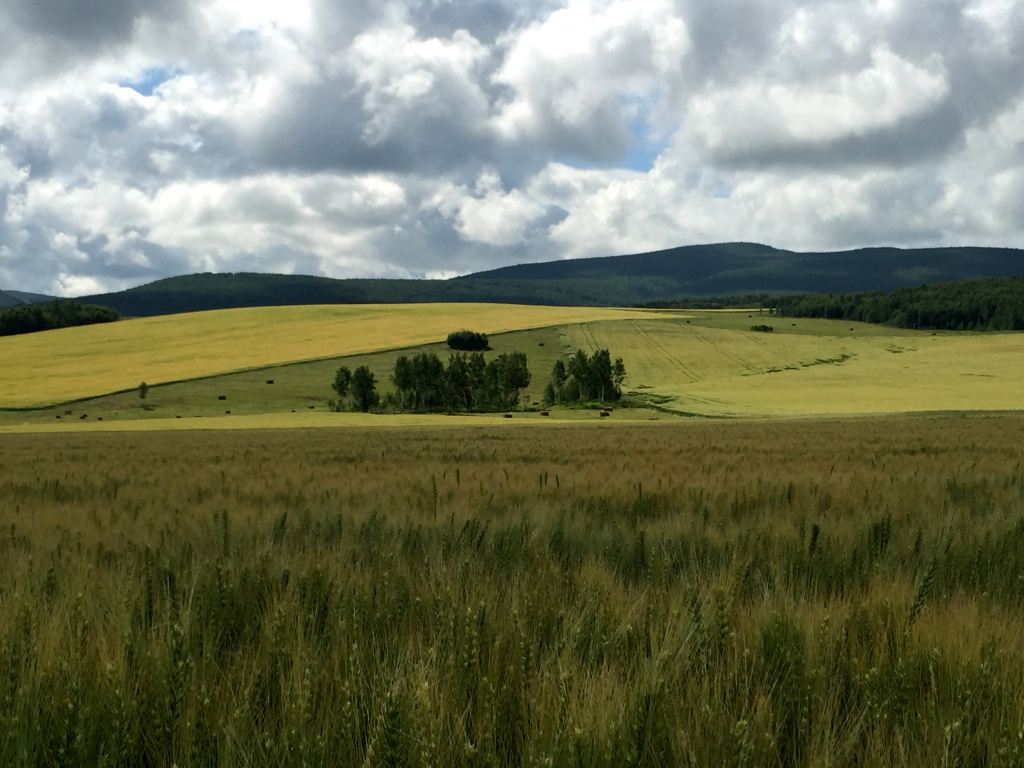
(5, 242, 1024, 316)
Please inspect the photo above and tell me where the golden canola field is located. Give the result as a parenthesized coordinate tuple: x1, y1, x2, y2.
(1, 415, 1024, 766)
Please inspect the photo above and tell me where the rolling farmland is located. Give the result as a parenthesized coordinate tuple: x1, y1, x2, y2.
(3, 306, 1020, 427)
(0, 303, 654, 408)
(2, 300, 1024, 766)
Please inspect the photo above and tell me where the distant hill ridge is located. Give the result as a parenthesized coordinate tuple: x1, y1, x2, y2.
(0, 289, 54, 310)
(56, 241, 1024, 316)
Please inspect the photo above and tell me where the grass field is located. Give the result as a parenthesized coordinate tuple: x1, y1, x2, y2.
(0, 303, 654, 408)
(567, 313, 1024, 416)
(2, 414, 1024, 766)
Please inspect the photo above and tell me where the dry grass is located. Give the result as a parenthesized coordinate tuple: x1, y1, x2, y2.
(1, 414, 1023, 766)
(0, 303, 656, 408)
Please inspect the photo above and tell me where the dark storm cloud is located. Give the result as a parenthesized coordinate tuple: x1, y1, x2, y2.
(4, 0, 187, 49)
(246, 81, 498, 177)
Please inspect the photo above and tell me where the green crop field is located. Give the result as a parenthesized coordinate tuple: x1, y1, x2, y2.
(2, 415, 1024, 766)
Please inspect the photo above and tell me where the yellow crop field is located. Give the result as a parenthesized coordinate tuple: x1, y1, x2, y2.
(566, 316, 1024, 416)
(0, 303, 655, 408)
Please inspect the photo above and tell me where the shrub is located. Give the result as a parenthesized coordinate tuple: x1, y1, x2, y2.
(447, 330, 489, 351)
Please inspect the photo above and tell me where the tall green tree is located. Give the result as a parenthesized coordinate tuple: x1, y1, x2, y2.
(612, 357, 627, 393)
(352, 366, 379, 412)
(591, 349, 614, 402)
(392, 356, 413, 410)
(332, 366, 353, 399)
(567, 350, 590, 402)
(550, 360, 567, 404)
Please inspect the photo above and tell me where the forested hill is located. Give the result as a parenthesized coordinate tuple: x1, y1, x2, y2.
(77, 243, 1024, 316)
(775, 277, 1024, 331)
(0, 289, 54, 310)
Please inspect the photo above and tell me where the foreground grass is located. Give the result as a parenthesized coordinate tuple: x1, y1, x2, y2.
(2, 415, 1024, 766)
(0, 303, 655, 408)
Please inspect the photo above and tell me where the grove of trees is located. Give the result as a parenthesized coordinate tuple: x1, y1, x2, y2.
(545, 349, 626, 405)
(0, 300, 120, 337)
(392, 352, 530, 412)
(330, 365, 379, 412)
(330, 347, 626, 414)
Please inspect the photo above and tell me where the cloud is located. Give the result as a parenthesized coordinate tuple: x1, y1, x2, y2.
(0, 0, 1023, 295)
(492, 0, 689, 161)
(688, 48, 950, 164)
(435, 170, 550, 247)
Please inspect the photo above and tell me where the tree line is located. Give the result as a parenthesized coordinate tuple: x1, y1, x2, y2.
(329, 346, 628, 413)
(0, 300, 120, 337)
(331, 352, 530, 413)
(773, 277, 1024, 331)
(392, 352, 530, 411)
(638, 294, 775, 310)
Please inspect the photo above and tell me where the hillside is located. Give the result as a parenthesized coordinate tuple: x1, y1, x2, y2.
(0, 303, 651, 408)
(77, 242, 1024, 316)
(4, 307, 1024, 427)
(0, 289, 54, 309)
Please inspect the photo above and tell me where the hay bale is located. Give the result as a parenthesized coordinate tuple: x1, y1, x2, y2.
(503, 413, 513, 419)
(600, 411, 610, 417)
(540, 410, 550, 416)
(218, 395, 227, 401)
(266, 380, 275, 385)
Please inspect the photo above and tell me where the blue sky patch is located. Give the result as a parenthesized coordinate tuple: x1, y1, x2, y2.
(120, 68, 179, 96)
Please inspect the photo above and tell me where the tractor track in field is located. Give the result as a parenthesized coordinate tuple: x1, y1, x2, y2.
(628, 320, 703, 383)
(686, 324, 761, 375)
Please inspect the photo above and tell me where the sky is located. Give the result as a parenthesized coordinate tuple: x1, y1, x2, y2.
(0, 0, 1022, 296)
